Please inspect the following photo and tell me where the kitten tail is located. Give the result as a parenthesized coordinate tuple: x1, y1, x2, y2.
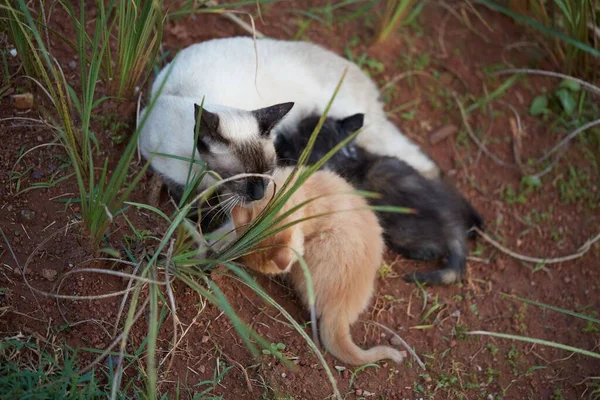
(319, 311, 404, 365)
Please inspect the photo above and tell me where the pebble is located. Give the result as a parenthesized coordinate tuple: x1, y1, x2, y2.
(564, 277, 571, 283)
(68, 60, 77, 69)
(355, 390, 363, 396)
(7, 205, 14, 212)
(281, 372, 286, 378)
(12, 93, 34, 110)
(41, 269, 58, 281)
(20, 209, 36, 221)
(10, 49, 18, 57)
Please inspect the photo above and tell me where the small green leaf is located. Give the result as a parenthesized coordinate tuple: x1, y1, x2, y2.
(529, 95, 548, 116)
(275, 343, 286, 350)
(99, 247, 120, 257)
(558, 79, 580, 92)
(521, 175, 541, 189)
(555, 88, 576, 116)
(262, 349, 272, 355)
(401, 110, 416, 120)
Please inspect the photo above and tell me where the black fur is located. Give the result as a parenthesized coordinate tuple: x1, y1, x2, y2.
(275, 114, 484, 285)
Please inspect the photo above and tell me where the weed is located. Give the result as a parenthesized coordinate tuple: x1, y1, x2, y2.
(481, 0, 600, 79)
(194, 359, 233, 399)
(556, 166, 598, 208)
(0, 336, 121, 399)
(375, 0, 424, 43)
(344, 37, 385, 76)
(452, 324, 469, 341)
(506, 345, 520, 375)
(553, 386, 565, 400)
(486, 343, 499, 356)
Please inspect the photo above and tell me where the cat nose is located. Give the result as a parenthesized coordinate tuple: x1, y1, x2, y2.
(246, 178, 267, 201)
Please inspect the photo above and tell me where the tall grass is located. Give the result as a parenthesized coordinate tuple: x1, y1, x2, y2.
(477, 0, 600, 79)
(4, 0, 156, 248)
(109, 0, 165, 98)
(375, 0, 424, 43)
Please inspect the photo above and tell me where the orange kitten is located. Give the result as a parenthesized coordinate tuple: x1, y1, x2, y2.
(232, 166, 404, 365)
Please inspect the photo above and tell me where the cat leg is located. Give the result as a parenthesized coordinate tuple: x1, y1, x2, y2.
(403, 239, 467, 285)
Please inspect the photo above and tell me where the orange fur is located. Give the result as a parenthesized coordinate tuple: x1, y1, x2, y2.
(232, 166, 404, 365)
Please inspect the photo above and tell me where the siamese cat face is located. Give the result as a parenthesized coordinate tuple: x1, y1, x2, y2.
(194, 102, 294, 203)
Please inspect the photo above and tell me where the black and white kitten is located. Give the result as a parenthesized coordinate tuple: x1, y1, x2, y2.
(275, 114, 483, 285)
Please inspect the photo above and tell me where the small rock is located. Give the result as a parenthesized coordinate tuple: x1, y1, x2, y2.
(201, 335, 210, 343)
(12, 93, 34, 110)
(281, 372, 286, 378)
(42, 269, 58, 281)
(198, 365, 206, 374)
(450, 340, 457, 348)
(564, 277, 571, 283)
(424, 375, 432, 383)
(37, 135, 43, 142)
(10, 49, 18, 57)
(20, 209, 36, 221)
(7, 205, 14, 212)
(355, 389, 363, 396)
(450, 309, 461, 318)
(68, 60, 77, 69)
(14, 231, 20, 237)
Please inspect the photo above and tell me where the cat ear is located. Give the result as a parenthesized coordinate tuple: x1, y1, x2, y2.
(272, 247, 294, 271)
(253, 102, 295, 137)
(194, 104, 220, 135)
(231, 205, 252, 229)
(340, 113, 364, 135)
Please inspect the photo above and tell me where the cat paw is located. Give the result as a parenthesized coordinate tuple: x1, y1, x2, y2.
(403, 269, 462, 285)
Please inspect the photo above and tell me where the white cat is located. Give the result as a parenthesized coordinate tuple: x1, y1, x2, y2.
(138, 36, 438, 205)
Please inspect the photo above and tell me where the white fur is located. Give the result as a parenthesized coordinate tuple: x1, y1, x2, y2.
(140, 37, 438, 181)
(139, 96, 261, 188)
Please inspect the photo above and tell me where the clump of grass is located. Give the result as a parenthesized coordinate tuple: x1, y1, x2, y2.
(4, 0, 156, 248)
(479, 0, 600, 79)
(0, 335, 117, 398)
(109, 0, 165, 99)
(375, 0, 425, 43)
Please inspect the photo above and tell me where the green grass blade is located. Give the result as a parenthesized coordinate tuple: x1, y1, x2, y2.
(502, 294, 600, 325)
(469, 331, 600, 359)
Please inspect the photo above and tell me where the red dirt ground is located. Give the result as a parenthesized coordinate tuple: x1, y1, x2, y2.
(1, 1, 599, 399)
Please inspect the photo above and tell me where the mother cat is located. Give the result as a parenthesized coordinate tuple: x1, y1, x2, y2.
(139, 36, 439, 207)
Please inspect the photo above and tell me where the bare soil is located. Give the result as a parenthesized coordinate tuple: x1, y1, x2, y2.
(1, 1, 599, 399)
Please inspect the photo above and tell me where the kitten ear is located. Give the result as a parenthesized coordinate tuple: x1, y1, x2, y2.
(231, 205, 252, 229)
(194, 104, 220, 135)
(253, 102, 295, 137)
(340, 113, 364, 134)
(272, 247, 294, 271)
